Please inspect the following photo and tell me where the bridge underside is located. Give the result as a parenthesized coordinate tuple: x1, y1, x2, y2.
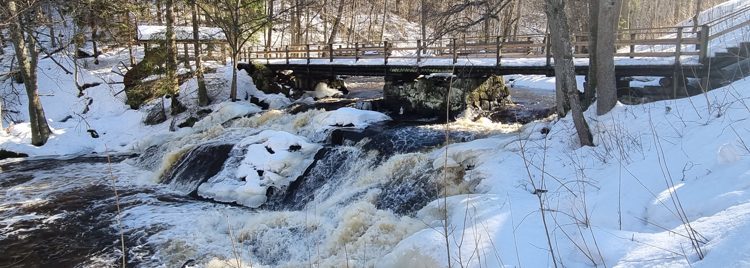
(262, 63, 706, 78)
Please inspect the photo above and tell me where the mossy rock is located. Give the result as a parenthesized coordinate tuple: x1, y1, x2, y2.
(465, 75, 511, 110)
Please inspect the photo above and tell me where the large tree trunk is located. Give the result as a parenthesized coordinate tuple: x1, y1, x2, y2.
(328, 0, 345, 44)
(192, 0, 209, 106)
(7, 0, 51, 146)
(544, 0, 594, 147)
(585, 0, 598, 107)
(596, 0, 622, 115)
(165, 0, 185, 114)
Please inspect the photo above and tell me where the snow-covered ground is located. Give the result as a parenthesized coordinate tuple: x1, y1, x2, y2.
(3, 1, 750, 268)
(378, 76, 750, 268)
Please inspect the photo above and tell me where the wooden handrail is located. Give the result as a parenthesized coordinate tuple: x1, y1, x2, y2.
(242, 19, 750, 66)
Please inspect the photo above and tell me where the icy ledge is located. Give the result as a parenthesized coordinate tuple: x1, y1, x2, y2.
(197, 130, 321, 207)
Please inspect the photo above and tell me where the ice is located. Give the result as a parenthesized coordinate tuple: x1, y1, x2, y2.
(197, 130, 321, 208)
(312, 107, 391, 129)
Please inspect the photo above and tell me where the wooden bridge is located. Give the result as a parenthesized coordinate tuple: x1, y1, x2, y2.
(241, 6, 750, 80)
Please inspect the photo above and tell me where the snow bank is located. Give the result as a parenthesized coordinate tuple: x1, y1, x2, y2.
(191, 102, 262, 132)
(381, 76, 750, 267)
(197, 130, 321, 207)
(0, 53, 171, 156)
(137, 25, 226, 41)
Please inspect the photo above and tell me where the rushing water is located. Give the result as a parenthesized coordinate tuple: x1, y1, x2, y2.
(0, 87, 552, 267)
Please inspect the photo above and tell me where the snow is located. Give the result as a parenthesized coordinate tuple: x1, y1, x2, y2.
(379, 76, 750, 267)
(3, 1, 750, 267)
(197, 130, 321, 208)
(311, 107, 391, 129)
(0, 52, 171, 156)
(191, 102, 262, 132)
(137, 25, 226, 41)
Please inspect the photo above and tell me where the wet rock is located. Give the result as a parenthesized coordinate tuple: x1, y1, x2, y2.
(0, 149, 29, 160)
(144, 105, 167, 125)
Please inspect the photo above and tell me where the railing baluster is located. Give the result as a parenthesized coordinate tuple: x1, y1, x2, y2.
(384, 41, 389, 65)
(417, 40, 422, 64)
(329, 43, 334, 62)
(355, 42, 360, 62)
(675, 26, 683, 65)
(306, 44, 310, 65)
(452, 38, 458, 64)
(545, 33, 551, 67)
(630, 33, 636, 59)
(285, 45, 289, 65)
(496, 36, 502, 67)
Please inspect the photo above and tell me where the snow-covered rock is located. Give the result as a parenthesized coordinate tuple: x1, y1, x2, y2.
(197, 130, 321, 207)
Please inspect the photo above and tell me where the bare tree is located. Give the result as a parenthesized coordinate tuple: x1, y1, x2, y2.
(327, 0, 345, 44)
(595, 0, 622, 115)
(544, 0, 594, 146)
(585, 0, 598, 107)
(192, 0, 209, 106)
(199, 0, 271, 101)
(5, 0, 52, 146)
(165, 0, 185, 113)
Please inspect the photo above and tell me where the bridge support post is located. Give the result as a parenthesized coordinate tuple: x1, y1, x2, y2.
(698, 25, 710, 64)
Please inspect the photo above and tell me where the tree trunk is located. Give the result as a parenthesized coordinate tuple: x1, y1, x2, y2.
(157, 0, 163, 24)
(420, 0, 427, 41)
(585, 0, 598, 107)
(90, 11, 99, 65)
(266, 0, 274, 48)
(544, 0, 594, 147)
(512, 0, 522, 37)
(380, 0, 388, 41)
(165, 0, 184, 114)
(8, 0, 51, 146)
(126, 7, 136, 66)
(230, 54, 238, 101)
(192, 0, 209, 106)
(328, 0, 345, 44)
(596, 0, 622, 116)
(47, 4, 56, 48)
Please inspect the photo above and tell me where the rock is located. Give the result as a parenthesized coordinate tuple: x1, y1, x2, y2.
(144, 105, 167, 125)
(0, 150, 29, 160)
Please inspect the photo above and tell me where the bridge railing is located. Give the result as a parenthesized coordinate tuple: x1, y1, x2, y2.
(242, 25, 712, 67)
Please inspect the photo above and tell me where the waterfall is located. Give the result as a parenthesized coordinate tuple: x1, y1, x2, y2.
(160, 143, 234, 196)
